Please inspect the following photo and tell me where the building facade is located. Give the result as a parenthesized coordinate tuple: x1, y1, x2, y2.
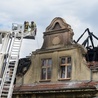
(13, 17, 98, 98)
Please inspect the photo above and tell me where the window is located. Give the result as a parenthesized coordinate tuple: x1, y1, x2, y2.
(59, 56, 72, 79)
(41, 58, 52, 80)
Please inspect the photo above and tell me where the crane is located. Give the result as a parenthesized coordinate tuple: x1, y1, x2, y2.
(0, 21, 37, 98)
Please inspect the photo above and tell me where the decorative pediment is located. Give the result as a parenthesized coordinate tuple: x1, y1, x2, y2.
(46, 17, 71, 32)
(41, 17, 74, 50)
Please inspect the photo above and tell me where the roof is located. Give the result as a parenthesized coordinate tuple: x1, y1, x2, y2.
(14, 81, 97, 94)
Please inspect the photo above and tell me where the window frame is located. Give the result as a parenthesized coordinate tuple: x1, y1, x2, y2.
(41, 58, 52, 81)
(59, 56, 72, 80)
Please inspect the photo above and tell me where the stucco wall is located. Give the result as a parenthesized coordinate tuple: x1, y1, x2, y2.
(16, 46, 91, 84)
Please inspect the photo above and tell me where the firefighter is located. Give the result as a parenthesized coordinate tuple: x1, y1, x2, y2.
(30, 21, 37, 38)
(24, 21, 29, 32)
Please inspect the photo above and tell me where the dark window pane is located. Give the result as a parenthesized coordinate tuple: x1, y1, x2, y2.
(41, 68, 46, 79)
(42, 60, 47, 66)
(48, 59, 52, 66)
(61, 66, 65, 78)
(61, 58, 66, 64)
(47, 68, 51, 79)
(67, 57, 71, 63)
(67, 66, 71, 78)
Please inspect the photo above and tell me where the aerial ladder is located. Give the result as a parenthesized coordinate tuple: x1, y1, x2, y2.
(0, 21, 37, 98)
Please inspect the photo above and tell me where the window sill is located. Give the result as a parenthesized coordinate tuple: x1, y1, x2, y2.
(58, 78, 70, 81)
(39, 79, 51, 82)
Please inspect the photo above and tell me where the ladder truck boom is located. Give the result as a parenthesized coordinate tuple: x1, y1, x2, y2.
(0, 31, 11, 79)
(0, 21, 37, 98)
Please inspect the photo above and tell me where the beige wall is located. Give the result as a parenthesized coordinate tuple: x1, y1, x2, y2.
(16, 46, 92, 84)
(92, 72, 98, 81)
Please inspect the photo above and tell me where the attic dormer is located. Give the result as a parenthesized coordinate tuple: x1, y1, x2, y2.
(41, 17, 74, 49)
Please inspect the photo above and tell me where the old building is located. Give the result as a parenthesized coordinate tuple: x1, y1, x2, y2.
(13, 17, 98, 98)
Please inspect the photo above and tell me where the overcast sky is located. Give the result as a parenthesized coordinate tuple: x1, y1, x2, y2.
(0, 0, 98, 58)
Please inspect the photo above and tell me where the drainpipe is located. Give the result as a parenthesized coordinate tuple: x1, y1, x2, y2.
(87, 67, 93, 83)
(90, 68, 92, 81)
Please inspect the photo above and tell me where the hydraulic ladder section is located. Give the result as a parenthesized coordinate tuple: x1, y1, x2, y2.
(0, 33, 23, 98)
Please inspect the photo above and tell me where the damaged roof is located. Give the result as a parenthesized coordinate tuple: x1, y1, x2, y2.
(14, 81, 97, 93)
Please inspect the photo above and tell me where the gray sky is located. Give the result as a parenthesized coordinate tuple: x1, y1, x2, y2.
(0, 0, 98, 58)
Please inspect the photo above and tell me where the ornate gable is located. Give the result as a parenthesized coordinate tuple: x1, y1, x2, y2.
(41, 17, 74, 49)
(46, 17, 70, 31)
